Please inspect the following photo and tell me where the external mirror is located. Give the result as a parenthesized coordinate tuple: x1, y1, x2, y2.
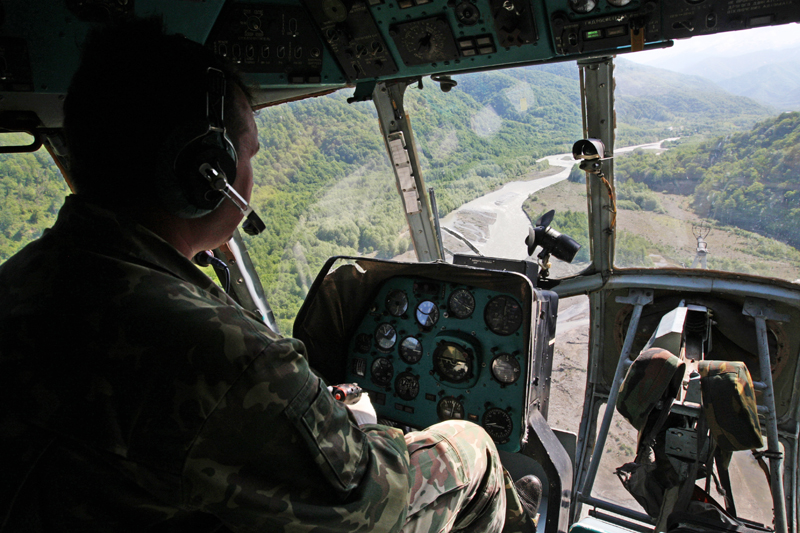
(572, 138, 605, 160)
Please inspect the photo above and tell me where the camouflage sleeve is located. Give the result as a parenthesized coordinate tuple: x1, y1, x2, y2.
(183, 336, 411, 532)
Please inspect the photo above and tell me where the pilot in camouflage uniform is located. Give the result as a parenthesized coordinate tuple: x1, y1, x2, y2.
(0, 17, 534, 533)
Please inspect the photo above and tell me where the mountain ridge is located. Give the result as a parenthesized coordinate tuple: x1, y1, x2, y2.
(627, 45, 800, 111)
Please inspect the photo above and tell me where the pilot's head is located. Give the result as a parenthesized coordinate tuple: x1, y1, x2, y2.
(63, 17, 257, 244)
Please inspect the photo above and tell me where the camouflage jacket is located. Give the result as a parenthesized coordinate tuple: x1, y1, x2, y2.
(0, 196, 411, 532)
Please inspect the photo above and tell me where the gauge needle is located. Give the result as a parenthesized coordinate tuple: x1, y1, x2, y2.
(418, 33, 433, 54)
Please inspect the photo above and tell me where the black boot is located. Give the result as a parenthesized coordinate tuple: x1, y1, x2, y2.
(514, 475, 543, 525)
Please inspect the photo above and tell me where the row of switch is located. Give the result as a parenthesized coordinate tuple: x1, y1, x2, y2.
(218, 42, 322, 61)
(457, 34, 496, 56)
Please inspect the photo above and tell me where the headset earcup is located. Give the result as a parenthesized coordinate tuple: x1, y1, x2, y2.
(175, 130, 238, 215)
(158, 124, 238, 219)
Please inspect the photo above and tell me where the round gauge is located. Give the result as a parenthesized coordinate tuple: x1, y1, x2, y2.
(606, 0, 632, 6)
(399, 336, 424, 364)
(455, 1, 480, 26)
(355, 333, 372, 353)
(482, 407, 513, 443)
(395, 372, 420, 401)
(374, 323, 397, 351)
(491, 353, 522, 385)
(437, 396, 465, 421)
(322, 0, 348, 22)
(396, 18, 458, 65)
(386, 289, 409, 317)
(484, 295, 524, 336)
(416, 300, 439, 328)
(448, 289, 476, 319)
(371, 357, 394, 387)
(433, 342, 473, 383)
(569, 0, 597, 13)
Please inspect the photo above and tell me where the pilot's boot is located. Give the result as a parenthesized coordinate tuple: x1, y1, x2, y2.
(514, 475, 543, 526)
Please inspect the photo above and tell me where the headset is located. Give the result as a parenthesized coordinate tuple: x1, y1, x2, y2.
(162, 66, 265, 236)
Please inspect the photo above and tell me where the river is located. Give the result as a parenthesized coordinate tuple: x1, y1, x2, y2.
(439, 138, 677, 260)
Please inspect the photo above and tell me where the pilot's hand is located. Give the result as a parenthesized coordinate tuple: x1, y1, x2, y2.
(345, 392, 378, 426)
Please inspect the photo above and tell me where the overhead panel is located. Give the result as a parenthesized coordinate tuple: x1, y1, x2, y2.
(207, 3, 334, 85)
(489, 0, 538, 48)
(4, 0, 800, 101)
(0, 0, 226, 95)
(367, 0, 547, 79)
(65, 0, 135, 23)
(660, 0, 800, 39)
(391, 16, 460, 67)
(0, 38, 34, 92)
(546, 0, 660, 56)
(305, 0, 399, 80)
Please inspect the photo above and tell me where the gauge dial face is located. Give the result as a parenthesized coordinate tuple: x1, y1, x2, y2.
(399, 336, 423, 364)
(371, 357, 394, 387)
(355, 333, 371, 353)
(491, 353, 522, 384)
(416, 300, 439, 328)
(606, 0, 632, 6)
(395, 372, 420, 401)
(484, 295, 524, 336)
(394, 17, 458, 65)
(433, 342, 472, 383)
(437, 396, 465, 421)
(482, 407, 513, 443)
(386, 289, 409, 317)
(569, 0, 597, 13)
(448, 289, 476, 319)
(374, 323, 398, 351)
(322, 0, 348, 22)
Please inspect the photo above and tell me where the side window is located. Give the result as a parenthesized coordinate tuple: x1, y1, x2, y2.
(0, 144, 69, 262)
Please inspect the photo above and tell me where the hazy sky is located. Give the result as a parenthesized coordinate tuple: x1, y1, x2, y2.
(625, 23, 800, 66)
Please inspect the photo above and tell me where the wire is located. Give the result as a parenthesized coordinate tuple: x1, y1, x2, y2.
(213, 262, 231, 294)
(193, 251, 231, 294)
(597, 172, 617, 230)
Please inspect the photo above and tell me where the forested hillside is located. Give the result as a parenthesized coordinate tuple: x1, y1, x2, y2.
(615, 112, 800, 250)
(0, 136, 70, 259)
(0, 60, 778, 330)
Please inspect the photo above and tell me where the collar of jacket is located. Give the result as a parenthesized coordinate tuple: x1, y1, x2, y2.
(50, 194, 232, 304)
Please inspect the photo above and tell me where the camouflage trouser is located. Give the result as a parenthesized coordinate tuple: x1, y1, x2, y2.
(402, 420, 533, 533)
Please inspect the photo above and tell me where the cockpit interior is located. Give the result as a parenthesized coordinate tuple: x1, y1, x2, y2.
(2, 1, 800, 533)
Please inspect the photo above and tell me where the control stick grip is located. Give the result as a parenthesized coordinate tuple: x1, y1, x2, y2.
(329, 383, 363, 405)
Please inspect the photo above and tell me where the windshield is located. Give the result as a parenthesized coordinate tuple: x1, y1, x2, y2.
(251, 31, 800, 332)
(2, 29, 799, 334)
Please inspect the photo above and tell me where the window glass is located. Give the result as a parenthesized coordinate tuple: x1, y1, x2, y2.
(0, 145, 69, 262)
(548, 295, 589, 436)
(613, 27, 800, 281)
(4, 26, 799, 333)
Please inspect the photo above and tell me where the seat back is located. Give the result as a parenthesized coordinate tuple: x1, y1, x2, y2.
(698, 361, 763, 453)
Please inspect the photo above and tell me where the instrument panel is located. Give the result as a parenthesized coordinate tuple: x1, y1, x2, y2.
(344, 276, 531, 452)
